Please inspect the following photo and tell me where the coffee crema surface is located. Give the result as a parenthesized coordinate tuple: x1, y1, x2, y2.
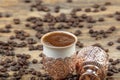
(43, 32, 75, 47)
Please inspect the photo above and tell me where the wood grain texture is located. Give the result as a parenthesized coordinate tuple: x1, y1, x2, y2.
(0, 0, 120, 80)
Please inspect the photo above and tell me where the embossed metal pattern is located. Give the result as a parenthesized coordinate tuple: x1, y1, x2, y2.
(42, 54, 77, 80)
(77, 46, 109, 68)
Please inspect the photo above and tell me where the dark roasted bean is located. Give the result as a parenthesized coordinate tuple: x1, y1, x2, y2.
(100, 6, 107, 11)
(116, 46, 120, 50)
(107, 41, 114, 46)
(24, 0, 31, 3)
(92, 4, 100, 8)
(13, 18, 21, 24)
(32, 59, 38, 64)
(84, 8, 91, 12)
(105, 2, 112, 6)
(107, 71, 114, 76)
(67, 0, 72, 3)
(109, 58, 114, 62)
(116, 38, 120, 43)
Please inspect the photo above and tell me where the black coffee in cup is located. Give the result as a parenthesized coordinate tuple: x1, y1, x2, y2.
(43, 32, 75, 47)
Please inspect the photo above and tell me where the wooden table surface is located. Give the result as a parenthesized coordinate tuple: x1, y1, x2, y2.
(0, 0, 120, 80)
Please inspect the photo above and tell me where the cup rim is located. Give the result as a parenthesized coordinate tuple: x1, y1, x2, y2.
(41, 31, 77, 49)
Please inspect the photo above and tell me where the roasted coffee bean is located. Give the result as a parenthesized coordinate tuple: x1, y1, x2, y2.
(5, 51, 15, 56)
(78, 24, 84, 28)
(104, 48, 109, 52)
(74, 30, 82, 36)
(30, 7, 34, 11)
(0, 28, 11, 33)
(106, 77, 114, 80)
(116, 38, 120, 43)
(107, 41, 114, 46)
(92, 9, 99, 12)
(103, 33, 108, 38)
(42, 6, 50, 12)
(84, 8, 91, 12)
(3, 73, 9, 78)
(116, 46, 120, 50)
(15, 75, 22, 80)
(0, 68, 7, 72)
(72, 8, 82, 12)
(87, 25, 93, 29)
(86, 16, 96, 23)
(107, 14, 114, 18)
(0, 72, 9, 78)
(106, 29, 112, 33)
(13, 72, 19, 77)
(48, 25, 56, 30)
(37, 77, 43, 80)
(30, 76, 36, 80)
(54, 6, 60, 13)
(29, 45, 37, 51)
(28, 68, 35, 73)
(100, 6, 107, 11)
(35, 32, 43, 39)
(9, 35, 15, 40)
(11, 66, 19, 71)
(92, 43, 104, 50)
(67, 0, 72, 3)
(91, 33, 98, 37)
(25, 54, 31, 59)
(31, 71, 37, 75)
(0, 61, 5, 65)
(92, 4, 100, 8)
(116, 16, 120, 21)
(107, 71, 114, 76)
(23, 66, 28, 70)
(118, 68, 120, 72)
(108, 65, 119, 73)
(116, 59, 120, 63)
(39, 53, 44, 57)
(5, 24, 12, 29)
(36, 45, 43, 50)
(111, 67, 119, 73)
(39, 59, 43, 64)
(5, 13, 11, 17)
(109, 58, 114, 62)
(27, 38, 37, 44)
(5, 58, 12, 63)
(16, 53, 22, 58)
(98, 17, 105, 22)
(24, 0, 31, 3)
(81, 14, 87, 19)
(105, 2, 112, 6)
(89, 29, 94, 34)
(25, 23, 31, 27)
(32, 59, 38, 64)
(0, 12, 3, 17)
(16, 42, 27, 47)
(76, 41, 84, 48)
(13, 18, 21, 24)
(35, 71, 41, 77)
(109, 26, 116, 31)
(63, 25, 70, 29)
(10, 61, 17, 66)
(115, 11, 120, 16)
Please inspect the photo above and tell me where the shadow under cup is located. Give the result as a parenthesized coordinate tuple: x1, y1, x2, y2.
(41, 31, 77, 80)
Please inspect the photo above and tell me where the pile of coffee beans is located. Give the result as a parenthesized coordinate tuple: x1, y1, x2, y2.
(29, 0, 50, 12)
(11, 30, 30, 40)
(89, 26, 116, 40)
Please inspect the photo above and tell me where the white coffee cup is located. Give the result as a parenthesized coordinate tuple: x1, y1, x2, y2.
(41, 31, 77, 59)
